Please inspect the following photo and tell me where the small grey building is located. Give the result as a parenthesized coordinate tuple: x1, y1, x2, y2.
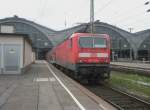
(0, 16, 54, 60)
(0, 33, 35, 74)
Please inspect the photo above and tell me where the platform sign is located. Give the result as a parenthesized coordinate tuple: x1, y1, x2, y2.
(3, 44, 21, 73)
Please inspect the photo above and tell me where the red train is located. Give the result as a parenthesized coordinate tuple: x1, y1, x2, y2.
(47, 33, 111, 82)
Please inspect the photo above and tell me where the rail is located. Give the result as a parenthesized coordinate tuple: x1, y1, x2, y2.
(85, 85, 150, 110)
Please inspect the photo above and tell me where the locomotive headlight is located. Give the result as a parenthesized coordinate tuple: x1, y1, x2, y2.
(79, 60, 83, 63)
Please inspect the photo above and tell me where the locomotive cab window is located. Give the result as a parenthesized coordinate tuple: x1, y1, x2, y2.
(79, 37, 106, 48)
(79, 37, 93, 48)
(94, 38, 106, 48)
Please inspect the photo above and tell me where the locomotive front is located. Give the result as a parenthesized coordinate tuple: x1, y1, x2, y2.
(75, 34, 110, 81)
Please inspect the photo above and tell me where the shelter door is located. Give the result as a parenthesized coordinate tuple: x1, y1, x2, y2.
(3, 44, 21, 73)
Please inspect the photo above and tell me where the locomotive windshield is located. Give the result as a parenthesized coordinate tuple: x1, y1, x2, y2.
(79, 37, 106, 48)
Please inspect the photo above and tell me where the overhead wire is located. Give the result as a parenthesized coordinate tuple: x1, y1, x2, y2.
(112, 5, 150, 27)
(84, 0, 143, 23)
(82, 0, 115, 22)
(34, 0, 48, 21)
(94, 0, 114, 15)
(114, 12, 150, 32)
(33, 0, 150, 31)
(109, 3, 144, 20)
(113, 9, 147, 23)
(93, 0, 150, 31)
(92, 0, 147, 20)
(118, 14, 150, 27)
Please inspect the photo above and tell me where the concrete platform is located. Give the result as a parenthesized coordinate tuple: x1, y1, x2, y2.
(111, 62, 150, 69)
(111, 62, 150, 76)
(0, 61, 116, 110)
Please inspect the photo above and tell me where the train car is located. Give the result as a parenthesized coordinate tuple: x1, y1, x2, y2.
(47, 33, 110, 82)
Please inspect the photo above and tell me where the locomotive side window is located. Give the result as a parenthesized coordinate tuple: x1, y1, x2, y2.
(69, 38, 72, 48)
(79, 37, 93, 48)
(94, 38, 106, 48)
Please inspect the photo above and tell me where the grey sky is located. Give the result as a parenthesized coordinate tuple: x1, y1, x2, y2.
(0, 0, 150, 32)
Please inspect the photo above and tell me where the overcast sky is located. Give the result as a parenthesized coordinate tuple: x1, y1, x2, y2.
(0, 0, 150, 32)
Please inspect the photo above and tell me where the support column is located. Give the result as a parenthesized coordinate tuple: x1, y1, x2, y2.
(130, 48, 133, 61)
(112, 51, 115, 62)
(133, 49, 138, 60)
(36, 48, 39, 60)
(148, 49, 150, 61)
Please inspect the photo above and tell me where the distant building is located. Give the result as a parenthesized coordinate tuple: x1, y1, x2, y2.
(135, 30, 150, 61)
(0, 16, 55, 60)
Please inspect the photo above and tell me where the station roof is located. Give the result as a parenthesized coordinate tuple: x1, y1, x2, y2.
(134, 29, 150, 48)
(49, 21, 135, 47)
(0, 16, 56, 49)
(0, 16, 149, 50)
(0, 16, 56, 35)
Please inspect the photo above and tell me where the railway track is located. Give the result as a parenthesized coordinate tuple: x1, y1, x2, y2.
(54, 64, 150, 110)
(111, 65, 150, 77)
(85, 84, 150, 110)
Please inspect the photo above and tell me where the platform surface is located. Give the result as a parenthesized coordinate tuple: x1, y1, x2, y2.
(111, 62, 150, 69)
(0, 61, 115, 110)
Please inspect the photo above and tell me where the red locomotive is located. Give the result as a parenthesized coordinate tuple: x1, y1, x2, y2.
(47, 33, 111, 82)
